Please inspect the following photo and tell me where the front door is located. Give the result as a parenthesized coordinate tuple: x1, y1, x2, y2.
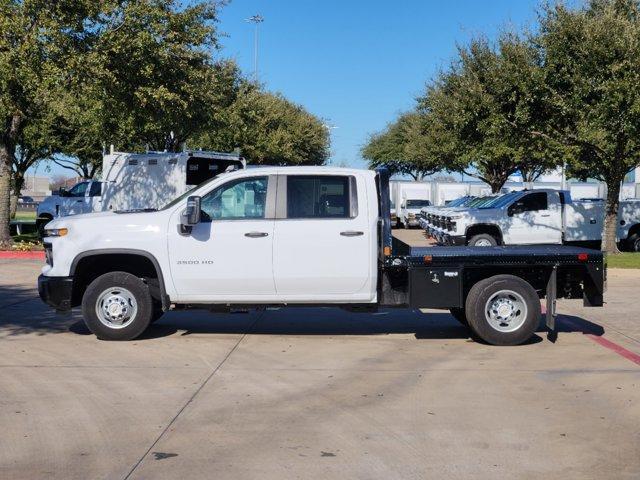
(167, 175, 276, 300)
(504, 192, 562, 244)
(272, 174, 372, 300)
(60, 181, 90, 216)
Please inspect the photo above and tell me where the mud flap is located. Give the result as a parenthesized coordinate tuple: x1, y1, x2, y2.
(546, 265, 558, 342)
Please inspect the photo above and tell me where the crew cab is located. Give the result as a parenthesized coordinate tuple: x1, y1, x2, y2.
(38, 167, 605, 346)
(421, 189, 640, 250)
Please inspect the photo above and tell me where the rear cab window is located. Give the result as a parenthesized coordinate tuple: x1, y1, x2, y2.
(285, 175, 357, 219)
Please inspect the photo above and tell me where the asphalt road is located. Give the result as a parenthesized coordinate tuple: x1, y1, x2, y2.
(1, 246, 639, 479)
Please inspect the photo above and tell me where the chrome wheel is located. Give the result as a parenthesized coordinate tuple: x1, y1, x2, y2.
(95, 287, 138, 329)
(484, 289, 528, 333)
(474, 238, 492, 247)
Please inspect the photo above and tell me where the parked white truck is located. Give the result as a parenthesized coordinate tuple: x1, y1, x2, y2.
(420, 189, 640, 250)
(393, 182, 431, 228)
(36, 150, 244, 236)
(38, 167, 605, 346)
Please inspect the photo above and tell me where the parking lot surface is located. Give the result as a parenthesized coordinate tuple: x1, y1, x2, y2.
(1, 247, 639, 479)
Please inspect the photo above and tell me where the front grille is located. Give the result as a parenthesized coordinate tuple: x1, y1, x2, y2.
(44, 242, 53, 266)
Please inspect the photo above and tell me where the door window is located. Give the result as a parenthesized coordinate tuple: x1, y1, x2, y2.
(519, 192, 548, 212)
(89, 182, 102, 197)
(68, 182, 88, 197)
(200, 177, 268, 221)
(287, 176, 355, 219)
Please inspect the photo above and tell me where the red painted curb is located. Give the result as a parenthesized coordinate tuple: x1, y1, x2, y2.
(0, 251, 45, 259)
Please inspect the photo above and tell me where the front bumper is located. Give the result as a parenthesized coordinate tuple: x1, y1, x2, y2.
(38, 274, 73, 311)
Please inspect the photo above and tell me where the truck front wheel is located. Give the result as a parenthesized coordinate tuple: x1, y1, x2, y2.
(81, 272, 153, 340)
(465, 275, 540, 346)
(467, 234, 497, 247)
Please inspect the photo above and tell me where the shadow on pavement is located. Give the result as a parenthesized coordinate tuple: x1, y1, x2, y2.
(0, 278, 605, 343)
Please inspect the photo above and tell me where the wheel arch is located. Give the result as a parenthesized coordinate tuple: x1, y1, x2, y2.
(70, 249, 169, 310)
(465, 224, 503, 244)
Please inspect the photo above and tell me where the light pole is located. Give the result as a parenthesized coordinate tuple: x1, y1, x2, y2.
(246, 14, 264, 83)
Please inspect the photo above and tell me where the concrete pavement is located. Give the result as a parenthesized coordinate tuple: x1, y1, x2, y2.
(0, 258, 639, 479)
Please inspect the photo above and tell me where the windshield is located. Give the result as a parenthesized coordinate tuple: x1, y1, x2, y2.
(478, 191, 521, 209)
(448, 196, 471, 207)
(160, 176, 219, 211)
(406, 199, 431, 208)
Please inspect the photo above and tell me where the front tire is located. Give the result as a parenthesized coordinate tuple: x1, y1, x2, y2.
(465, 275, 540, 346)
(468, 233, 498, 247)
(628, 233, 640, 252)
(81, 272, 153, 340)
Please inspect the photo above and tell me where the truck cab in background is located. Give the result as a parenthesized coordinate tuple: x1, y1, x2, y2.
(36, 180, 104, 237)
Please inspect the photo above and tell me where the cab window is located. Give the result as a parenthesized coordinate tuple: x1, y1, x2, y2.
(200, 177, 268, 221)
(69, 182, 88, 197)
(518, 192, 548, 212)
(286, 175, 355, 219)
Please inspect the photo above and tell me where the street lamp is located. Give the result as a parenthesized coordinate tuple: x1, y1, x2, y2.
(246, 14, 264, 83)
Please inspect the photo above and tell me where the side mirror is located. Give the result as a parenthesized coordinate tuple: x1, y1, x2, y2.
(57, 188, 68, 197)
(180, 196, 201, 234)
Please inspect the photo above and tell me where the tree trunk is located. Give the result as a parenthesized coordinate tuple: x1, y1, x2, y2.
(0, 143, 13, 245)
(602, 178, 621, 254)
(10, 172, 25, 219)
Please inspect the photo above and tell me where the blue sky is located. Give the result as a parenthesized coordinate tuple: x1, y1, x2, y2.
(216, 0, 540, 169)
(41, 0, 541, 177)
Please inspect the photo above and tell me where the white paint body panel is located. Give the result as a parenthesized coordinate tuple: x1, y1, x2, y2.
(41, 167, 379, 305)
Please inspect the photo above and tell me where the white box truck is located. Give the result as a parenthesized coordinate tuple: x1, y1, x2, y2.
(36, 150, 244, 235)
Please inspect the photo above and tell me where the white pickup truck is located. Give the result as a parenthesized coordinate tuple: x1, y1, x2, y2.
(420, 189, 640, 250)
(38, 167, 605, 346)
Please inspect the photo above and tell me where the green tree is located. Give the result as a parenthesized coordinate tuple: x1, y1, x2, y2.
(196, 87, 330, 165)
(419, 35, 562, 193)
(362, 111, 450, 180)
(0, 0, 105, 244)
(533, 0, 640, 252)
(51, 0, 234, 178)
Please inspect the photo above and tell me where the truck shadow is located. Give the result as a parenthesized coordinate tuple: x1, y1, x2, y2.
(74, 308, 604, 344)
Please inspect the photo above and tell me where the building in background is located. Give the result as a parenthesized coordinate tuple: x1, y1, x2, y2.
(20, 175, 51, 202)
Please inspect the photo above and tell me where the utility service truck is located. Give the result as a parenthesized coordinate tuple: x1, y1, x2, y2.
(38, 167, 605, 346)
(420, 189, 640, 251)
(393, 182, 432, 228)
(36, 150, 244, 236)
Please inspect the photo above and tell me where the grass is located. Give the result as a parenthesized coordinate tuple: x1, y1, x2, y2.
(608, 252, 640, 269)
(12, 231, 40, 243)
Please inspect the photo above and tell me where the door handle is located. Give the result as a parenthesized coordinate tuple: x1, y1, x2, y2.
(540, 214, 550, 217)
(245, 231, 268, 238)
(76, 200, 83, 203)
(340, 231, 364, 237)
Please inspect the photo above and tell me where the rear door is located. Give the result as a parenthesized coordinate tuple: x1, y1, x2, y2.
(272, 173, 372, 301)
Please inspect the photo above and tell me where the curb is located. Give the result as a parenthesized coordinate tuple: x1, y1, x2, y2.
(0, 251, 45, 260)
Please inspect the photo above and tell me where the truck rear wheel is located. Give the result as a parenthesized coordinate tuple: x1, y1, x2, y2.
(468, 234, 497, 247)
(81, 272, 153, 340)
(628, 233, 640, 252)
(465, 275, 540, 346)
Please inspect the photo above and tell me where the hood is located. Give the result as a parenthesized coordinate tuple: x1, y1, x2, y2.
(45, 209, 165, 237)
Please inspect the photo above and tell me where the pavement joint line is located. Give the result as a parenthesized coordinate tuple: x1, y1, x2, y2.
(122, 311, 264, 480)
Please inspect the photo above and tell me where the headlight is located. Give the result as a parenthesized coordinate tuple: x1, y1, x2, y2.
(45, 228, 68, 237)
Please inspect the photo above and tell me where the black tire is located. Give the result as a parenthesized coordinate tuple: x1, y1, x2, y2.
(468, 233, 498, 247)
(449, 307, 468, 325)
(628, 233, 640, 252)
(465, 275, 540, 346)
(81, 272, 153, 341)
